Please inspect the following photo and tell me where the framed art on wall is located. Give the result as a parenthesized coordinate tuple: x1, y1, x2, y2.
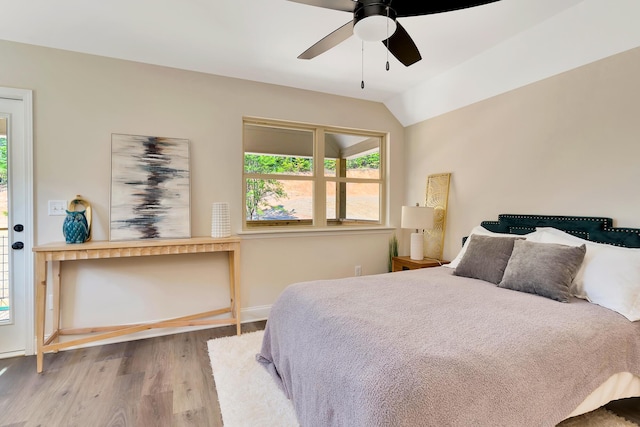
(110, 133, 191, 241)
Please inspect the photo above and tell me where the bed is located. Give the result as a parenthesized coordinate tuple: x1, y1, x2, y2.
(258, 214, 640, 426)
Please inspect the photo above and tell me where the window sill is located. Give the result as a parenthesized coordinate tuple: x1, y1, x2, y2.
(238, 226, 396, 239)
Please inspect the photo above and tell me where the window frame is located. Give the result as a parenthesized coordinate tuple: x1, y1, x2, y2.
(242, 117, 386, 230)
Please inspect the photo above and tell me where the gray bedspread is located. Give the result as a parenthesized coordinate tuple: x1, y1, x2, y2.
(257, 267, 640, 427)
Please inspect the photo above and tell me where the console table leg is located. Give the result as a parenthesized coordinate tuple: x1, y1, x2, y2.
(229, 248, 241, 335)
(35, 254, 46, 373)
(52, 261, 61, 351)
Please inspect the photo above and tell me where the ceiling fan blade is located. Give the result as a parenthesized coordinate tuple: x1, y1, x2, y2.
(298, 20, 354, 60)
(287, 0, 357, 13)
(394, 0, 501, 18)
(383, 22, 421, 66)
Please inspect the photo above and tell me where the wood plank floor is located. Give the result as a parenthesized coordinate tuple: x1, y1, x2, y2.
(0, 320, 638, 426)
(0, 321, 265, 427)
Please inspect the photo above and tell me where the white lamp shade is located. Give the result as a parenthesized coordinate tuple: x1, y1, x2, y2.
(401, 205, 434, 231)
(353, 15, 397, 42)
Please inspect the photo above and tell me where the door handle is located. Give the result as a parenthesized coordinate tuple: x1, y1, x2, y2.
(14, 224, 24, 232)
(11, 241, 24, 250)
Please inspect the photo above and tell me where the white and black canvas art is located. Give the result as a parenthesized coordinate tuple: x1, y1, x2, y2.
(110, 133, 190, 241)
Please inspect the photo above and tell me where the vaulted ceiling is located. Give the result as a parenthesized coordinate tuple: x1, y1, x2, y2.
(1, 0, 639, 126)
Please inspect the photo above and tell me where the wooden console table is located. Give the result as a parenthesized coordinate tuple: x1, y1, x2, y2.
(32, 237, 241, 373)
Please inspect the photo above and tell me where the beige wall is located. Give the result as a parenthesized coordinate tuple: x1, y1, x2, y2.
(404, 46, 640, 261)
(0, 40, 404, 342)
(8, 37, 638, 345)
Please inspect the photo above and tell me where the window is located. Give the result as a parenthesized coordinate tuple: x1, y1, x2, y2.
(243, 118, 385, 229)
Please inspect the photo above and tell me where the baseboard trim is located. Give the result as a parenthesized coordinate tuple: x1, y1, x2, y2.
(240, 304, 271, 323)
(0, 349, 27, 360)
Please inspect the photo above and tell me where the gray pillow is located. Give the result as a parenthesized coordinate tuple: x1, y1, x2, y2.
(453, 235, 522, 284)
(498, 240, 586, 302)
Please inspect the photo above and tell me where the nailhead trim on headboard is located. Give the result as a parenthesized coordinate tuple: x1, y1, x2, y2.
(479, 214, 640, 248)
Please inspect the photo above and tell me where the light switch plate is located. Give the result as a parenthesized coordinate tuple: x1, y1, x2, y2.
(48, 200, 67, 216)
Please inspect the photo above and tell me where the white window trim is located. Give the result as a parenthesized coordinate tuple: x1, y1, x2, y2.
(242, 117, 387, 231)
(238, 226, 395, 239)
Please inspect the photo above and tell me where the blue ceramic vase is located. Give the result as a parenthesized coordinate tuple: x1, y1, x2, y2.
(63, 210, 89, 244)
(63, 195, 92, 244)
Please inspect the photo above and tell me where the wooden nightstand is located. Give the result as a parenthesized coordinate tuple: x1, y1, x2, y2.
(392, 256, 447, 272)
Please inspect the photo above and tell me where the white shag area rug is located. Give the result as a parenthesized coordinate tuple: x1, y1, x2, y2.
(208, 331, 298, 427)
(208, 331, 637, 427)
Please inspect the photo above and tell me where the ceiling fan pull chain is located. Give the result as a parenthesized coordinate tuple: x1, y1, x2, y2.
(386, 6, 390, 71)
(361, 41, 365, 89)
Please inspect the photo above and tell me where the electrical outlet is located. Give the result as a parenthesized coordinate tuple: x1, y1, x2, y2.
(355, 265, 362, 276)
(48, 200, 67, 216)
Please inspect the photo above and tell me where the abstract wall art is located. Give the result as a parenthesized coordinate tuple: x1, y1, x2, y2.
(110, 133, 191, 241)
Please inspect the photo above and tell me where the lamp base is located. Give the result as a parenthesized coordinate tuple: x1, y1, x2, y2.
(410, 232, 424, 260)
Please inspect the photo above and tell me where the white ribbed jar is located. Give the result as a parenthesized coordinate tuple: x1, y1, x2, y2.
(211, 202, 231, 238)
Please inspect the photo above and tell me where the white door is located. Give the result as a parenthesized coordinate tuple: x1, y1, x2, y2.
(0, 90, 34, 358)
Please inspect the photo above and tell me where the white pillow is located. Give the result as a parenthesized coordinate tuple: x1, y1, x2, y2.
(533, 227, 640, 321)
(583, 251, 640, 321)
(445, 225, 536, 269)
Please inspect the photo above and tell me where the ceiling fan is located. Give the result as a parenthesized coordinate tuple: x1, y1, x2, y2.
(289, 0, 501, 67)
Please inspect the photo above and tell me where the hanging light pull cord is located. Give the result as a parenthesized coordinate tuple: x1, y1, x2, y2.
(361, 41, 365, 89)
(386, 7, 390, 71)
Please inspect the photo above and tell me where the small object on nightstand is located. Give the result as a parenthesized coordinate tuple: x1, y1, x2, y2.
(401, 204, 434, 260)
(391, 256, 448, 272)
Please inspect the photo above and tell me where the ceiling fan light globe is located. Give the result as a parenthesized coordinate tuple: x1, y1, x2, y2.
(353, 15, 397, 42)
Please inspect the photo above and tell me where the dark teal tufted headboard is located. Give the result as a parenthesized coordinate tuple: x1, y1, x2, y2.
(479, 214, 640, 248)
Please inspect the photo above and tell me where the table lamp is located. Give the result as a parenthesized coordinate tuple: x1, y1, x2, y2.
(401, 204, 435, 260)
